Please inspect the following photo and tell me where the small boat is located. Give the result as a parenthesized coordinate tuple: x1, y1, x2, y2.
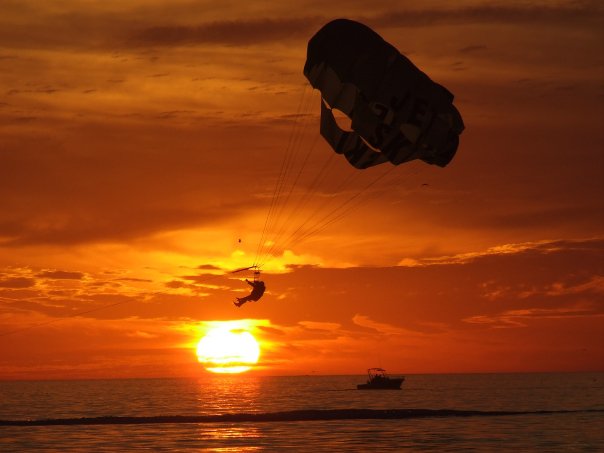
(357, 368, 404, 390)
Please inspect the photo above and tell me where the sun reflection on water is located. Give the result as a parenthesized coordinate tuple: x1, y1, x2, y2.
(203, 425, 262, 441)
(195, 373, 263, 415)
(192, 375, 264, 451)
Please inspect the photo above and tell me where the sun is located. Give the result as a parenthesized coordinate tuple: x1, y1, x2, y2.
(196, 325, 260, 374)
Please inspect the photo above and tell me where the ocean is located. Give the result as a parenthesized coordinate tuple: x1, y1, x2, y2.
(1, 372, 602, 451)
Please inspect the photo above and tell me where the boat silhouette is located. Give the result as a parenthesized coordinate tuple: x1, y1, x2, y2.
(357, 368, 405, 390)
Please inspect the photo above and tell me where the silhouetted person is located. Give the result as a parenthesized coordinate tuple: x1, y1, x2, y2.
(234, 279, 265, 307)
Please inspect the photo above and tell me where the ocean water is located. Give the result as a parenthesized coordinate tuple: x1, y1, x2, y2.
(0, 372, 603, 451)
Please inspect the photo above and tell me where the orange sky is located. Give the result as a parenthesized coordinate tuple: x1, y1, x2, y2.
(0, 0, 603, 380)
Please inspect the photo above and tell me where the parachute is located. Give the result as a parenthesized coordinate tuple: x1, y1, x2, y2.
(303, 19, 464, 169)
(249, 20, 465, 270)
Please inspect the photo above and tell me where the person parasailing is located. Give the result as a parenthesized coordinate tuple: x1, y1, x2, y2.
(234, 279, 265, 307)
(232, 267, 265, 307)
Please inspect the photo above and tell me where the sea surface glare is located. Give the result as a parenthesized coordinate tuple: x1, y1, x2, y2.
(0, 372, 602, 451)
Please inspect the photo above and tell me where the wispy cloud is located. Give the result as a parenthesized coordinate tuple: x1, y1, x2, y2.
(458, 45, 487, 53)
(127, 3, 603, 48)
(2, 2, 595, 51)
(397, 238, 604, 267)
(352, 314, 410, 335)
(131, 17, 319, 47)
(464, 304, 603, 328)
(372, 3, 603, 28)
(36, 270, 85, 280)
(0, 277, 36, 288)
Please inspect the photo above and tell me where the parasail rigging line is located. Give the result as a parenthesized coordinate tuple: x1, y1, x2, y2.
(255, 128, 323, 265)
(258, 165, 399, 266)
(255, 89, 318, 263)
(257, 153, 362, 265)
(253, 83, 311, 268)
(257, 160, 424, 268)
(253, 83, 324, 268)
(280, 166, 419, 250)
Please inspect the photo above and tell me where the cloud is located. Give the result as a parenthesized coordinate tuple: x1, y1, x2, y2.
(180, 273, 232, 286)
(1, 209, 234, 247)
(298, 320, 341, 331)
(126, 3, 603, 48)
(513, 276, 604, 299)
(127, 330, 159, 339)
(352, 314, 408, 335)
(131, 17, 319, 47)
(458, 45, 487, 53)
(257, 325, 286, 336)
(372, 3, 603, 28)
(0, 1, 600, 59)
(36, 270, 85, 280)
(198, 264, 222, 270)
(165, 280, 187, 289)
(397, 238, 604, 267)
(464, 304, 603, 329)
(544, 276, 604, 296)
(0, 277, 36, 288)
(6, 86, 59, 95)
(480, 205, 599, 230)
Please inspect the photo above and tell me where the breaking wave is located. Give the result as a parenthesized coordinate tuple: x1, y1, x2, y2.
(2, 408, 602, 426)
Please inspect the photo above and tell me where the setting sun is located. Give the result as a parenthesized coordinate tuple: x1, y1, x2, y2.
(196, 324, 260, 374)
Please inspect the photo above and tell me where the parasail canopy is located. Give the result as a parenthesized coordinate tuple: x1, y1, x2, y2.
(303, 19, 464, 169)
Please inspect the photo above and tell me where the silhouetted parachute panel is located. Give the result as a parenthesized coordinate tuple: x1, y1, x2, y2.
(303, 19, 464, 169)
